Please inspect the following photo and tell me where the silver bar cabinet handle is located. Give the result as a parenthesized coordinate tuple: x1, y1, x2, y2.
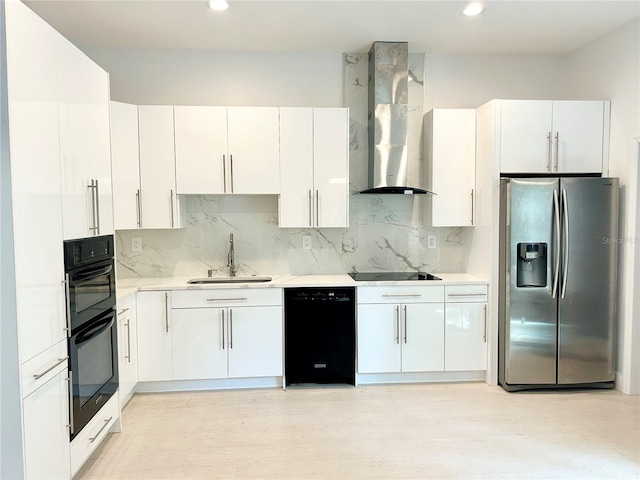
(383, 294, 422, 298)
(547, 132, 552, 172)
(229, 309, 233, 349)
(230, 154, 234, 193)
(552, 189, 561, 299)
(554, 132, 560, 171)
(64, 274, 72, 336)
(561, 189, 569, 298)
(136, 189, 141, 227)
(67, 371, 74, 434)
(395, 306, 400, 344)
(403, 305, 407, 344)
(170, 189, 175, 227)
(89, 417, 113, 443)
(221, 310, 225, 350)
(308, 190, 313, 227)
(315, 189, 319, 227)
(118, 307, 130, 316)
(483, 304, 487, 342)
(125, 320, 131, 362)
(206, 297, 248, 302)
(87, 180, 97, 234)
(33, 357, 69, 380)
(470, 189, 474, 225)
(447, 293, 486, 297)
(94, 179, 100, 235)
(164, 292, 169, 333)
(222, 154, 227, 193)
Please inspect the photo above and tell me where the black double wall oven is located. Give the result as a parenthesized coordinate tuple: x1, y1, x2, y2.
(64, 235, 118, 440)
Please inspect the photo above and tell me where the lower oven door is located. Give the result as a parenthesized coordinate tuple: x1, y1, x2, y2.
(69, 308, 119, 440)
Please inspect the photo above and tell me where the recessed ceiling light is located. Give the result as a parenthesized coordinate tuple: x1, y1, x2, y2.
(462, 3, 484, 16)
(206, 0, 229, 11)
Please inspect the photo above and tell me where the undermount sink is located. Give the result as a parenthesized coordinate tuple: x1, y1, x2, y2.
(187, 276, 272, 284)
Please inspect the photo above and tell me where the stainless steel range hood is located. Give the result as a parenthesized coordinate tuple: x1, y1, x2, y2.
(360, 41, 434, 195)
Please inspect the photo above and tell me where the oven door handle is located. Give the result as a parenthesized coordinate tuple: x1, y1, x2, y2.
(75, 316, 115, 344)
(71, 264, 113, 282)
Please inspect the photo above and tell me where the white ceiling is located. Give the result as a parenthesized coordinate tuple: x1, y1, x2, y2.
(24, 0, 640, 56)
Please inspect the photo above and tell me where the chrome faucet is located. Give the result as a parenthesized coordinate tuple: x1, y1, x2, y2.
(227, 233, 237, 277)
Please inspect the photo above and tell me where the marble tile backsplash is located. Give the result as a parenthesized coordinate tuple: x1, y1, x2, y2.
(115, 53, 464, 279)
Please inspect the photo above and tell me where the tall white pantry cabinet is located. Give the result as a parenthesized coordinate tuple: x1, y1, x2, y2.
(1, 1, 114, 478)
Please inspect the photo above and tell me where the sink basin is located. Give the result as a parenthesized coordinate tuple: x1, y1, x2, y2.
(187, 276, 272, 284)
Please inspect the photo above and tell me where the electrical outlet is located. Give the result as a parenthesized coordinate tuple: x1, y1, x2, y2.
(132, 237, 142, 252)
(302, 236, 312, 250)
(427, 235, 437, 249)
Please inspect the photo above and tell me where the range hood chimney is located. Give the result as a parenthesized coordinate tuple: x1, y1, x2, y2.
(361, 41, 434, 195)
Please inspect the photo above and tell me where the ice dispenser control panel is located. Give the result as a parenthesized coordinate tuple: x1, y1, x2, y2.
(517, 243, 547, 287)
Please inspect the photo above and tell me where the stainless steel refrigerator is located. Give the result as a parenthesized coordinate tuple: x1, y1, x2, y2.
(498, 177, 619, 391)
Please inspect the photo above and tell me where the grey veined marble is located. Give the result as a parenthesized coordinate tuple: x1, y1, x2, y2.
(115, 52, 464, 279)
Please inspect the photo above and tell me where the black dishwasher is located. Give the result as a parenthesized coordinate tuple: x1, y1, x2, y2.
(284, 287, 356, 386)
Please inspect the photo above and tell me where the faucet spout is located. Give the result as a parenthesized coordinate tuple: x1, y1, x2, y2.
(227, 233, 237, 277)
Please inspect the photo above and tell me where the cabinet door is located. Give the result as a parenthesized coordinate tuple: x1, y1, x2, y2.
(172, 308, 227, 380)
(401, 303, 445, 372)
(136, 291, 173, 381)
(552, 101, 604, 174)
(227, 107, 280, 194)
(445, 303, 487, 371)
(357, 304, 401, 373)
(22, 369, 71, 480)
(174, 106, 227, 194)
(500, 100, 553, 174)
(426, 109, 476, 227)
(227, 306, 283, 378)
(138, 106, 179, 228)
(58, 37, 113, 239)
(314, 108, 349, 228)
(110, 101, 141, 230)
(279, 107, 314, 227)
(117, 296, 138, 407)
(5, 0, 68, 362)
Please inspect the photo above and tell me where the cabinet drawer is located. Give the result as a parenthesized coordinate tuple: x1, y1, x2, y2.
(445, 284, 488, 303)
(357, 285, 444, 304)
(70, 394, 119, 476)
(21, 339, 69, 398)
(172, 288, 282, 308)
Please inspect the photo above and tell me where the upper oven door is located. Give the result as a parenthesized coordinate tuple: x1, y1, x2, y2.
(67, 258, 116, 330)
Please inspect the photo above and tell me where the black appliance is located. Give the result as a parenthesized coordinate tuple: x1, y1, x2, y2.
(348, 272, 442, 281)
(64, 235, 118, 440)
(284, 287, 356, 386)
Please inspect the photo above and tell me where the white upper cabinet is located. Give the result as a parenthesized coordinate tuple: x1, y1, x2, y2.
(58, 34, 113, 240)
(110, 101, 141, 230)
(138, 106, 180, 228)
(499, 100, 608, 175)
(424, 109, 476, 227)
(174, 106, 228, 194)
(279, 107, 349, 228)
(227, 107, 280, 194)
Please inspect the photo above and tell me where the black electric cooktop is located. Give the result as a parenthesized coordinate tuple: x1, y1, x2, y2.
(348, 272, 442, 281)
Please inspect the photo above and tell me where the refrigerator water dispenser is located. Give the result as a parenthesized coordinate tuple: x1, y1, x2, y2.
(517, 243, 547, 287)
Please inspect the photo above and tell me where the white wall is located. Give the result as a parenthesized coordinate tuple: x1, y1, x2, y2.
(86, 48, 344, 107)
(565, 17, 640, 394)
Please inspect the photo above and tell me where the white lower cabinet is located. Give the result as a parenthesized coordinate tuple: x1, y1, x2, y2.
(357, 286, 445, 374)
(171, 305, 283, 380)
(21, 361, 71, 480)
(117, 294, 138, 407)
(444, 285, 488, 372)
(136, 291, 172, 382)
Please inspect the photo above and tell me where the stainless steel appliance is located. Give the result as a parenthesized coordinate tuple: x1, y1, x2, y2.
(284, 287, 356, 386)
(64, 235, 118, 439)
(499, 177, 619, 391)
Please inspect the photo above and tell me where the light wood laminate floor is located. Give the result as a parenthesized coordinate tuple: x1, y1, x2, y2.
(77, 383, 640, 479)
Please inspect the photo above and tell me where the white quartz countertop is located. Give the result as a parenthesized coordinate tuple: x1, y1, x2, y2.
(117, 273, 487, 300)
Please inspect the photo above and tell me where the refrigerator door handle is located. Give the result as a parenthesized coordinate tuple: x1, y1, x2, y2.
(552, 189, 561, 298)
(561, 188, 569, 298)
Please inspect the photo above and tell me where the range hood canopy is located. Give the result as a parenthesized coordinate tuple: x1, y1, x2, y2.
(361, 41, 435, 196)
